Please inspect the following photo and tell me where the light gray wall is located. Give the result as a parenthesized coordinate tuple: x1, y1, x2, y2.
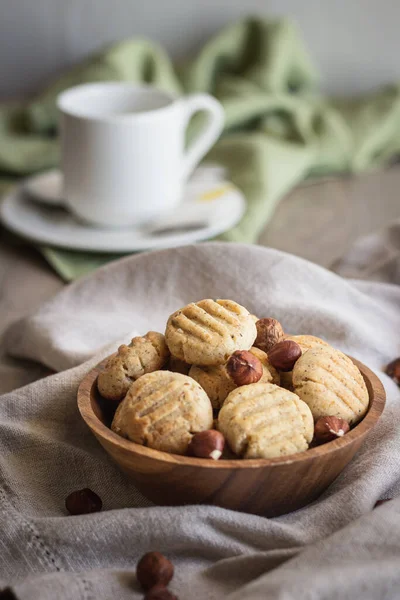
(1, 0, 399, 99)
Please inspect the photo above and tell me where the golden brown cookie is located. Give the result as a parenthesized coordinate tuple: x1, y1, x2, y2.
(292, 347, 369, 424)
(189, 347, 279, 410)
(111, 371, 213, 454)
(218, 383, 313, 459)
(284, 334, 331, 352)
(189, 364, 236, 410)
(165, 299, 257, 366)
(280, 335, 332, 391)
(97, 331, 170, 402)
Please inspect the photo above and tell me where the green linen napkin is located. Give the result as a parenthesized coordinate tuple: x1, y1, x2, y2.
(2, 17, 400, 281)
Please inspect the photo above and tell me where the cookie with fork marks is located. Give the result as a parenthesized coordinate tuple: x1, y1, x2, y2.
(165, 299, 257, 366)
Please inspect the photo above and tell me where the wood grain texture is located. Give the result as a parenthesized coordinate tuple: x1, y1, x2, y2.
(259, 166, 400, 269)
(77, 355, 386, 516)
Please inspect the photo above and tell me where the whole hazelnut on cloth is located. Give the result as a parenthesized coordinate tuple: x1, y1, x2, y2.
(254, 318, 284, 353)
(137, 552, 174, 591)
(65, 488, 102, 515)
(227, 350, 263, 386)
(313, 416, 350, 444)
(188, 430, 225, 460)
(0, 588, 18, 599)
(268, 340, 302, 372)
(385, 358, 400, 386)
(144, 585, 178, 600)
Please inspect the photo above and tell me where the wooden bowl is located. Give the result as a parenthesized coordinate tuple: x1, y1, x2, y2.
(77, 357, 385, 516)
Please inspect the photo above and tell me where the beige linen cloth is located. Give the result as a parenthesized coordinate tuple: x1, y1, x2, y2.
(1, 242, 400, 599)
(334, 220, 400, 284)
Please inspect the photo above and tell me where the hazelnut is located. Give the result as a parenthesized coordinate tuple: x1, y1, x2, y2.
(313, 416, 350, 444)
(267, 340, 301, 372)
(0, 588, 17, 599)
(188, 430, 225, 460)
(226, 350, 263, 386)
(385, 358, 400, 385)
(144, 585, 178, 600)
(254, 318, 284, 353)
(137, 552, 174, 591)
(374, 499, 392, 508)
(65, 488, 102, 515)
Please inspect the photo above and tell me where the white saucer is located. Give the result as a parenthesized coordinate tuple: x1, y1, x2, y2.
(22, 169, 64, 206)
(1, 167, 245, 253)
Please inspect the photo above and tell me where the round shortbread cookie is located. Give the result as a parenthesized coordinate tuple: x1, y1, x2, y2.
(218, 383, 314, 459)
(189, 364, 236, 411)
(111, 371, 213, 454)
(165, 299, 257, 366)
(97, 331, 170, 402)
(280, 335, 332, 391)
(284, 334, 331, 352)
(189, 347, 279, 410)
(292, 347, 369, 424)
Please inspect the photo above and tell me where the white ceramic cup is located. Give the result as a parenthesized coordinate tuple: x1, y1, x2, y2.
(57, 82, 224, 227)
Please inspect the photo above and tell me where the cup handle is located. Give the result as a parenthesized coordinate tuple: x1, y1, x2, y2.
(181, 94, 225, 180)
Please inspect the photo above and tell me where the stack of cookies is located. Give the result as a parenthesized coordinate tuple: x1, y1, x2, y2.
(97, 299, 369, 460)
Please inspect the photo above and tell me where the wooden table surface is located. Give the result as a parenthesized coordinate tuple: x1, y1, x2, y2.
(1, 165, 400, 355)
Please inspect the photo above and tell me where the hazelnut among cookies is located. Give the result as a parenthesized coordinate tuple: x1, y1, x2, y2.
(96, 299, 370, 460)
(189, 347, 279, 410)
(279, 334, 332, 391)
